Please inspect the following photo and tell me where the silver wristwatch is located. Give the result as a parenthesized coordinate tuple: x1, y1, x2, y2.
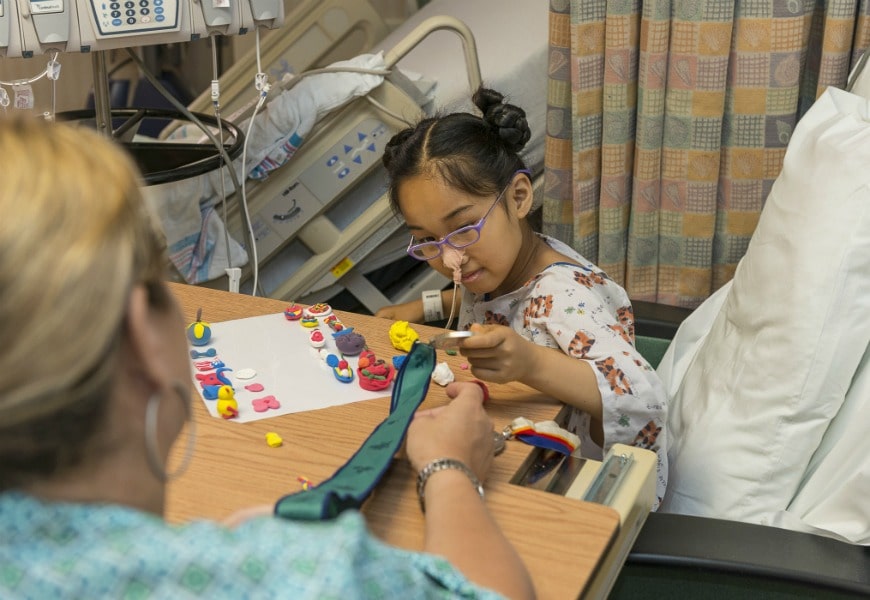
(416, 457, 485, 513)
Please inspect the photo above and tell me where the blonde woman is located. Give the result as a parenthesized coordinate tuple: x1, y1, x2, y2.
(0, 119, 533, 600)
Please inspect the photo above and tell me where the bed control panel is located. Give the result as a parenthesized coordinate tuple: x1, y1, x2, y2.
(253, 180, 324, 259)
(299, 117, 393, 205)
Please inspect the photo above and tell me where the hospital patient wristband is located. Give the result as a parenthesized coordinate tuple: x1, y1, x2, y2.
(417, 457, 484, 513)
(422, 289, 444, 322)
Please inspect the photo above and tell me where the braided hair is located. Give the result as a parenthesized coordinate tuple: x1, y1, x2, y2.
(382, 88, 530, 213)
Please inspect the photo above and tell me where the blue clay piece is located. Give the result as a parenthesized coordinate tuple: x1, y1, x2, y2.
(202, 385, 222, 400)
(190, 348, 217, 358)
(186, 321, 212, 346)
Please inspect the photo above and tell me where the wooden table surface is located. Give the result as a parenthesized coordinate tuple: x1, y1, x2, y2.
(166, 283, 621, 599)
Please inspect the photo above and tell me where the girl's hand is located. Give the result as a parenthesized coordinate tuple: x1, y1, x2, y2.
(374, 299, 425, 324)
(458, 324, 534, 384)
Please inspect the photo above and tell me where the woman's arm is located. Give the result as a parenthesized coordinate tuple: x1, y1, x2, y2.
(407, 382, 535, 600)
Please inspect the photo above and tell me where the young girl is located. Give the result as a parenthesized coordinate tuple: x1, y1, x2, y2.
(376, 88, 668, 506)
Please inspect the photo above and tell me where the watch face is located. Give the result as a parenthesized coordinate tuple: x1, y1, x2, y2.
(493, 431, 506, 456)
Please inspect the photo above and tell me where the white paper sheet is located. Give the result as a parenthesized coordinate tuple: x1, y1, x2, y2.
(189, 312, 391, 422)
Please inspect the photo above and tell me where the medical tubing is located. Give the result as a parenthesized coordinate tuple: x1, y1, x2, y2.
(0, 52, 61, 116)
(255, 27, 263, 76)
(241, 94, 267, 296)
(124, 49, 254, 286)
(0, 52, 56, 86)
(240, 27, 274, 297)
(210, 34, 233, 273)
(45, 54, 61, 120)
(445, 283, 459, 330)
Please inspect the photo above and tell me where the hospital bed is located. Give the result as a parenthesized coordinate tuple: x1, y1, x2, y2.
(178, 0, 548, 312)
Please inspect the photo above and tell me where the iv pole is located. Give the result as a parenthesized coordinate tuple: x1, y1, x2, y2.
(90, 50, 112, 137)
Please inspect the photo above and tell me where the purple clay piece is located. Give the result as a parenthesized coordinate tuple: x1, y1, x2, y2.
(334, 331, 366, 356)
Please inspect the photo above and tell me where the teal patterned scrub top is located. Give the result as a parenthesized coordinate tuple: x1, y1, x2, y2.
(0, 492, 505, 599)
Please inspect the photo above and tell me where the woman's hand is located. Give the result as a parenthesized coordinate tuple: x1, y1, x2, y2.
(406, 381, 493, 481)
(374, 299, 425, 324)
(410, 380, 535, 600)
(458, 323, 535, 384)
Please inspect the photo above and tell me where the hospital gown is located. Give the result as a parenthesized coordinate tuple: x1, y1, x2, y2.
(458, 234, 668, 506)
(0, 492, 505, 599)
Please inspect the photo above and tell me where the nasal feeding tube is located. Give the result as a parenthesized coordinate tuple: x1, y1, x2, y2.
(441, 245, 464, 329)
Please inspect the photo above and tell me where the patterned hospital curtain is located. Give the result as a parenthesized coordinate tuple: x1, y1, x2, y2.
(543, 0, 870, 308)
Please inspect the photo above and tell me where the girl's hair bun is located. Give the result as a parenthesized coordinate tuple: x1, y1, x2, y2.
(472, 88, 531, 153)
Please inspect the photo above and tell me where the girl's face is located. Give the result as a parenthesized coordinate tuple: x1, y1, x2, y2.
(398, 174, 526, 296)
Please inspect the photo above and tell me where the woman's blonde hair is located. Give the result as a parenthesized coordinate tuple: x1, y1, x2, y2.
(0, 118, 169, 488)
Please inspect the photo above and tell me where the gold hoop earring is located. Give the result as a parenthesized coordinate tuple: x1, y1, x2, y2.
(145, 382, 196, 482)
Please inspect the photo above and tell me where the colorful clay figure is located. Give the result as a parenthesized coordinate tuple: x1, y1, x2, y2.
(304, 303, 332, 318)
(309, 330, 326, 348)
(284, 303, 304, 320)
(195, 367, 232, 388)
(388, 320, 419, 352)
(333, 329, 366, 356)
(324, 314, 344, 332)
(216, 385, 239, 420)
(300, 315, 319, 328)
(356, 350, 394, 392)
(186, 308, 212, 346)
(508, 417, 580, 455)
(325, 353, 354, 383)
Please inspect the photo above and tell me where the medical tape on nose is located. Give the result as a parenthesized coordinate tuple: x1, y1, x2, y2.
(441, 246, 464, 285)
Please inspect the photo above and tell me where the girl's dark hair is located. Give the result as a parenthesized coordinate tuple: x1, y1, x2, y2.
(382, 87, 531, 212)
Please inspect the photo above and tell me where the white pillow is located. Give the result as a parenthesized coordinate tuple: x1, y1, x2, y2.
(659, 87, 870, 530)
(770, 343, 870, 544)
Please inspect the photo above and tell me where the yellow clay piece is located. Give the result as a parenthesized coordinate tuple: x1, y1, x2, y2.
(388, 320, 419, 352)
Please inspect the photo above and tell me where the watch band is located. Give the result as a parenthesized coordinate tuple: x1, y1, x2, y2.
(416, 457, 485, 513)
(274, 340, 436, 521)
